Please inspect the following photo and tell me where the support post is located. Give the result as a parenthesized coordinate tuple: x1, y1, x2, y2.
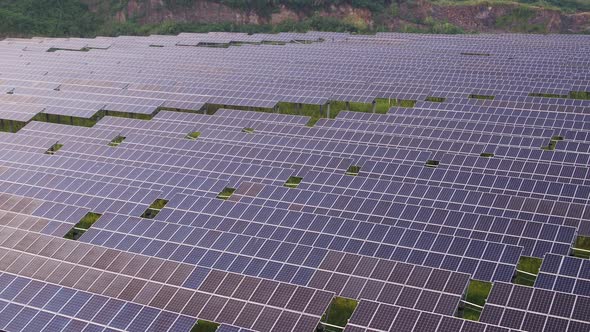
(372, 100, 376, 113)
(327, 103, 331, 119)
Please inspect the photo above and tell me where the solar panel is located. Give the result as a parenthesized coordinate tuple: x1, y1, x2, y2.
(0, 32, 588, 331)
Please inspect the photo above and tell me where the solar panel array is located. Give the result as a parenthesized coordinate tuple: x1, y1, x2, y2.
(0, 31, 588, 331)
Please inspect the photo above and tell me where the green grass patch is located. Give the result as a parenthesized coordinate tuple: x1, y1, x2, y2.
(425, 96, 446, 103)
(108, 135, 126, 147)
(321, 297, 358, 331)
(276, 102, 326, 125)
(64, 212, 102, 240)
(205, 104, 273, 115)
(157, 106, 205, 114)
(460, 279, 492, 321)
(34, 113, 100, 128)
(375, 98, 416, 110)
(45, 143, 64, 155)
(469, 94, 495, 100)
(480, 152, 495, 158)
(400, 17, 464, 34)
(141, 199, 168, 219)
(495, 6, 547, 33)
(572, 235, 590, 259)
(513, 256, 543, 286)
(529, 92, 567, 98)
(217, 187, 236, 200)
(425, 160, 439, 167)
(306, 117, 321, 127)
(285, 176, 303, 188)
(465, 280, 492, 306)
(569, 91, 590, 100)
(541, 143, 555, 151)
(103, 110, 154, 120)
(186, 131, 201, 139)
(242, 127, 255, 134)
(345, 165, 361, 176)
(0, 119, 27, 133)
(529, 91, 590, 100)
(541, 136, 563, 151)
(190, 320, 219, 332)
(330, 101, 373, 114)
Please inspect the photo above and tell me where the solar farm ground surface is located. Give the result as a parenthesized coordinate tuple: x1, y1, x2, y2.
(0, 31, 588, 332)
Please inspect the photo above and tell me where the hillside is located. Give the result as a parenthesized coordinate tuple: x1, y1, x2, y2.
(1, 0, 590, 37)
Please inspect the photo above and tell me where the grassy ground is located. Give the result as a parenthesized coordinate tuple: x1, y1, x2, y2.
(375, 98, 417, 111)
(217, 187, 236, 200)
(141, 199, 168, 219)
(541, 136, 563, 151)
(278, 99, 416, 127)
(45, 143, 64, 155)
(529, 93, 568, 98)
(461, 279, 492, 321)
(425, 96, 446, 102)
(529, 91, 590, 100)
(572, 236, 590, 259)
(570, 91, 590, 100)
(495, 6, 547, 33)
(513, 256, 542, 286)
(285, 176, 303, 188)
(425, 160, 440, 167)
(190, 320, 219, 332)
(469, 94, 495, 100)
(108, 135, 126, 146)
(64, 212, 102, 240)
(346, 165, 361, 176)
(432, 0, 590, 12)
(321, 297, 358, 331)
(276, 102, 326, 126)
(0, 120, 27, 133)
(186, 131, 201, 139)
(36, 113, 99, 127)
(541, 140, 557, 151)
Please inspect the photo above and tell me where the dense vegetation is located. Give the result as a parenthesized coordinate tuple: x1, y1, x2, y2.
(0, 0, 588, 38)
(431, 0, 590, 12)
(0, 0, 99, 37)
(178, 0, 590, 14)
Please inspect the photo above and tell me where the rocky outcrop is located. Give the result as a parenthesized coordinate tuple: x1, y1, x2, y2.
(115, 0, 261, 25)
